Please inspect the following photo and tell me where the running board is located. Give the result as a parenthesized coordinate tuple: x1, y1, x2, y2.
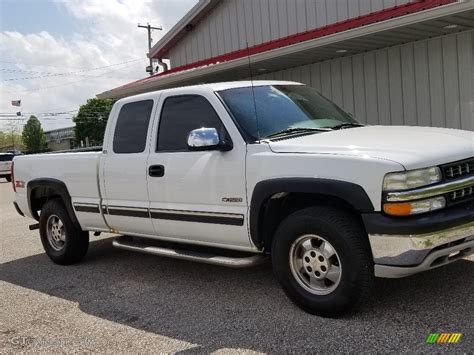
(112, 236, 268, 268)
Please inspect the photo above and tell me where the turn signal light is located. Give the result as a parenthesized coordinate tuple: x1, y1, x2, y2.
(383, 196, 446, 216)
(383, 203, 412, 216)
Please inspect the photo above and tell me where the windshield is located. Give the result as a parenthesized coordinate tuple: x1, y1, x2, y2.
(217, 85, 359, 140)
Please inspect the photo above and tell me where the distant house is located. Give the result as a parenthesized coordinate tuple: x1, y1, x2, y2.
(44, 126, 75, 151)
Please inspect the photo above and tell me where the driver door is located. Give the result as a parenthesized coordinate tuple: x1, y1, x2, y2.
(146, 92, 251, 249)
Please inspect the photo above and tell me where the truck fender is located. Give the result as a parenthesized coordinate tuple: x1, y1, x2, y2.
(249, 178, 374, 248)
(27, 178, 81, 229)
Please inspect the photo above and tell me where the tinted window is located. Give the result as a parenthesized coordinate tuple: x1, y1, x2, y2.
(0, 154, 14, 162)
(113, 100, 153, 153)
(218, 85, 357, 140)
(157, 95, 225, 152)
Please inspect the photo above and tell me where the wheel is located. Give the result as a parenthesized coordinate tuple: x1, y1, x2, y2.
(39, 199, 89, 265)
(271, 206, 374, 317)
(5, 175, 11, 182)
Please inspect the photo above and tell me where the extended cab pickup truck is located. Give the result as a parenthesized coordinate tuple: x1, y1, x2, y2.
(12, 81, 474, 317)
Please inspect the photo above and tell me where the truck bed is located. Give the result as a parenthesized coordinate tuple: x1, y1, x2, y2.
(13, 151, 104, 230)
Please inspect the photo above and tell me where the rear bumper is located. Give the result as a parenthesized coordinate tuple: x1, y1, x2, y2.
(363, 202, 474, 278)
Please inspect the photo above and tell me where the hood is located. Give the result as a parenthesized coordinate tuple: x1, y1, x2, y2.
(268, 126, 474, 170)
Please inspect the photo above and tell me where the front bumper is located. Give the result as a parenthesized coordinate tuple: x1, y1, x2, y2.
(369, 222, 474, 278)
(363, 201, 474, 278)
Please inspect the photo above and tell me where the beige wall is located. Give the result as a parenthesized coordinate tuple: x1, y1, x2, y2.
(168, 0, 412, 67)
(255, 31, 474, 131)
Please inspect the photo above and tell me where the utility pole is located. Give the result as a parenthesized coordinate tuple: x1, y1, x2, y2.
(138, 23, 162, 75)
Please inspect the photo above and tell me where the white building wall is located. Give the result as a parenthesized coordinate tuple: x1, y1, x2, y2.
(256, 31, 474, 131)
(168, 0, 412, 67)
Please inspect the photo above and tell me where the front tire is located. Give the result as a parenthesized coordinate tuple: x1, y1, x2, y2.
(39, 199, 89, 265)
(272, 206, 374, 317)
(5, 175, 11, 182)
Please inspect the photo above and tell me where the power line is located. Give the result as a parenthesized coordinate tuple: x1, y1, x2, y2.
(0, 58, 144, 81)
(0, 58, 142, 71)
(4, 61, 147, 94)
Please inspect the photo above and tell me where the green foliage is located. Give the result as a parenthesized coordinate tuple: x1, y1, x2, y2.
(0, 121, 25, 151)
(74, 98, 115, 147)
(22, 115, 46, 153)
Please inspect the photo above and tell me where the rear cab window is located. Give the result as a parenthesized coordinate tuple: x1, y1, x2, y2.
(113, 100, 154, 154)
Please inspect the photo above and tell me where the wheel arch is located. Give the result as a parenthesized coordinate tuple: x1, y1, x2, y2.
(27, 178, 81, 229)
(249, 178, 374, 250)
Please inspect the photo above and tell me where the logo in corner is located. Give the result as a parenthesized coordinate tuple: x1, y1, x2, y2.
(426, 333, 462, 344)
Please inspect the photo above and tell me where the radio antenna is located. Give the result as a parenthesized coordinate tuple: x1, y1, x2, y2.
(246, 42, 261, 140)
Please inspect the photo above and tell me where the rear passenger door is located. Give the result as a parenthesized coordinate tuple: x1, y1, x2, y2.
(146, 92, 251, 249)
(101, 98, 156, 236)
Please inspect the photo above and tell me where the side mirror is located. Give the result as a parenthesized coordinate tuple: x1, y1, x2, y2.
(187, 128, 232, 151)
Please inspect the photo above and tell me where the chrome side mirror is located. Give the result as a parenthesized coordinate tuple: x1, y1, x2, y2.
(187, 128, 232, 151)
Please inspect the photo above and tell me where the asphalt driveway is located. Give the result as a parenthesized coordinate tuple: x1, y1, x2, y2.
(0, 181, 472, 353)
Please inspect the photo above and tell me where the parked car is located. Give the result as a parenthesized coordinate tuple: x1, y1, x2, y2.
(11, 81, 474, 317)
(6, 149, 23, 155)
(0, 153, 14, 182)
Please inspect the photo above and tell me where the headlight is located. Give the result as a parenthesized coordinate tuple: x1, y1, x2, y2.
(383, 196, 446, 216)
(383, 167, 442, 191)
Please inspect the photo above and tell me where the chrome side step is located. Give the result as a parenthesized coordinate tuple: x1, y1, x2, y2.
(112, 236, 268, 268)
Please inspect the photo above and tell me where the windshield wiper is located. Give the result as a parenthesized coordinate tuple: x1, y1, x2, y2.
(327, 123, 364, 130)
(265, 127, 331, 139)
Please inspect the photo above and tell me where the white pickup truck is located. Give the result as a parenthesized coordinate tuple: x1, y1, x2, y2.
(12, 81, 474, 317)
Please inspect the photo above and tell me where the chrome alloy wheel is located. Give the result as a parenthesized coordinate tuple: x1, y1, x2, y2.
(289, 234, 342, 295)
(46, 214, 66, 251)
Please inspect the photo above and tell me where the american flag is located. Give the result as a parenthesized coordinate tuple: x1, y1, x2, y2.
(11, 100, 21, 107)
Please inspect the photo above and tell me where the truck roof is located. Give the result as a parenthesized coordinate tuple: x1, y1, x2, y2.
(194, 80, 303, 91)
(115, 80, 303, 104)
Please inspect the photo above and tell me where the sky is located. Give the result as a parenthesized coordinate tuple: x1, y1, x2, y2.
(0, 0, 197, 131)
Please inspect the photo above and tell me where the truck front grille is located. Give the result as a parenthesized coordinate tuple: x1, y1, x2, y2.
(443, 158, 474, 180)
(450, 186, 474, 202)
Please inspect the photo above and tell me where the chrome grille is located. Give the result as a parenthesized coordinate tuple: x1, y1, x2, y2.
(443, 159, 474, 180)
(450, 186, 474, 202)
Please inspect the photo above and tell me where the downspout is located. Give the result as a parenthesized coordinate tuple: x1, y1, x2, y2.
(156, 58, 168, 73)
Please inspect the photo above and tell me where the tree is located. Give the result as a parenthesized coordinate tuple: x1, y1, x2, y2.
(22, 115, 46, 153)
(74, 98, 115, 147)
(1, 121, 25, 151)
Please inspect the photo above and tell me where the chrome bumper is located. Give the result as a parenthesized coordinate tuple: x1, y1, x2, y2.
(369, 221, 474, 278)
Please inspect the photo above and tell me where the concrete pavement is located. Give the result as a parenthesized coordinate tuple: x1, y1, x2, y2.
(0, 180, 472, 353)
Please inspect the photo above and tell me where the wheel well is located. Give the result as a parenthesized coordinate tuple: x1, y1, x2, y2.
(27, 178, 81, 228)
(29, 186, 62, 220)
(258, 192, 366, 252)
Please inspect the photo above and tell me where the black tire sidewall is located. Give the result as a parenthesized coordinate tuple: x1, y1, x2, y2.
(39, 199, 89, 264)
(272, 208, 372, 316)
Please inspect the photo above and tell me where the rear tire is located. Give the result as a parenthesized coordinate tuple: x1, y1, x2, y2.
(271, 206, 374, 317)
(5, 175, 11, 182)
(39, 199, 89, 265)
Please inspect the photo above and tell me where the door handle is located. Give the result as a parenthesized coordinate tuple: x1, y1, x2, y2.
(149, 165, 165, 177)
